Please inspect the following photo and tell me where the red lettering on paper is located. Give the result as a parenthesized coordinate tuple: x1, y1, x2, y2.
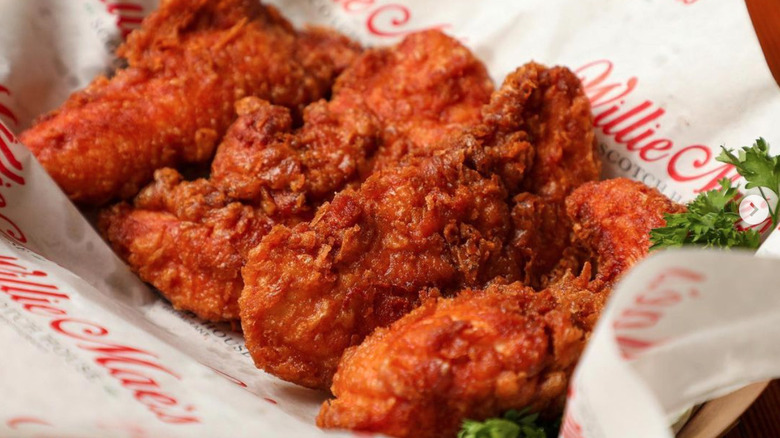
(333, 1, 449, 38)
(6, 416, 51, 429)
(576, 60, 739, 195)
(0, 118, 28, 244)
(98, 1, 145, 37)
(0, 85, 18, 127)
(612, 267, 705, 360)
(560, 386, 584, 438)
(209, 366, 248, 388)
(616, 335, 665, 360)
(0, 255, 200, 424)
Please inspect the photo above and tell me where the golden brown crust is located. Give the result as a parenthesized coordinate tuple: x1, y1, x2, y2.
(99, 169, 277, 321)
(239, 63, 599, 390)
(100, 30, 493, 322)
(21, 0, 361, 204)
(509, 193, 572, 288)
(317, 179, 684, 438)
(566, 178, 686, 284)
(210, 30, 494, 205)
(240, 149, 516, 388)
(317, 283, 585, 438)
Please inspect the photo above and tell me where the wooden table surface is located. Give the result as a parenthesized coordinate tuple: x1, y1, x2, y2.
(723, 380, 780, 438)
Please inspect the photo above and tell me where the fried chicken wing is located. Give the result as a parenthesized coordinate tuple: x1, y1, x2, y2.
(504, 64, 600, 286)
(210, 29, 494, 203)
(566, 178, 686, 284)
(317, 178, 683, 438)
(317, 282, 587, 438)
(20, 0, 361, 205)
(99, 168, 276, 321)
(239, 63, 599, 389)
(100, 30, 494, 321)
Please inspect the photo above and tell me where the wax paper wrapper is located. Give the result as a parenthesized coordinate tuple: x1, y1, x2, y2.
(1, 0, 780, 437)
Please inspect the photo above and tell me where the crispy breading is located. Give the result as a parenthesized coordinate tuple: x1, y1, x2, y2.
(210, 30, 494, 203)
(100, 30, 493, 321)
(99, 168, 276, 320)
(317, 179, 682, 438)
(509, 193, 573, 288)
(239, 63, 598, 389)
(20, 0, 361, 204)
(317, 282, 586, 438)
(566, 178, 686, 284)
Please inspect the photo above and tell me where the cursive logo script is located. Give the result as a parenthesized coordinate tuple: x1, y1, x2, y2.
(98, 1, 145, 38)
(332, 0, 449, 37)
(612, 267, 704, 360)
(0, 255, 200, 424)
(0, 85, 18, 127)
(576, 60, 738, 196)
(0, 121, 26, 244)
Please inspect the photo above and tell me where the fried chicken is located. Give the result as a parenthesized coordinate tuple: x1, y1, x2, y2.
(20, 0, 361, 205)
(566, 178, 686, 284)
(209, 29, 494, 207)
(509, 193, 575, 288)
(506, 73, 600, 286)
(316, 178, 683, 438)
(239, 63, 600, 390)
(99, 168, 276, 321)
(100, 30, 494, 321)
(317, 281, 587, 438)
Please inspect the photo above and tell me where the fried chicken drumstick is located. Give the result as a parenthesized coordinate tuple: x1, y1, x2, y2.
(20, 0, 360, 204)
(99, 30, 494, 321)
(317, 178, 683, 438)
(239, 62, 600, 390)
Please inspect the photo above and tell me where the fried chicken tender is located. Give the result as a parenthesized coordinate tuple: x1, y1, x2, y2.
(99, 168, 276, 321)
(317, 281, 587, 438)
(210, 29, 494, 203)
(317, 178, 683, 438)
(566, 178, 686, 284)
(240, 63, 599, 389)
(100, 30, 493, 321)
(20, 0, 361, 205)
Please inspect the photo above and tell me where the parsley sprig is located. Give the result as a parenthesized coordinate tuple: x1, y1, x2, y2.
(649, 178, 760, 250)
(458, 409, 559, 438)
(649, 138, 778, 250)
(717, 138, 780, 228)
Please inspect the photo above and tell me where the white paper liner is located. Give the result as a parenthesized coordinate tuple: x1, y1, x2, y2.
(0, 1, 779, 437)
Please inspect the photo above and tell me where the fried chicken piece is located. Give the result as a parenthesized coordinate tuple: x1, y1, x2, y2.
(509, 193, 574, 288)
(317, 281, 587, 438)
(208, 95, 379, 218)
(566, 178, 686, 284)
(506, 68, 600, 286)
(100, 30, 493, 321)
(99, 168, 277, 321)
(240, 63, 598, 389)
(20, 0, 361, 205)
(317, 178, 683, 438)
(210, 29, 494, 203)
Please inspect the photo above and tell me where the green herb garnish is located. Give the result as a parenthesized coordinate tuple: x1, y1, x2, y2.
(717, 137, 780, 229)
(458, 409, 560, 438)
(650, 178, 760, 250)
(650, 138, 778, 250)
